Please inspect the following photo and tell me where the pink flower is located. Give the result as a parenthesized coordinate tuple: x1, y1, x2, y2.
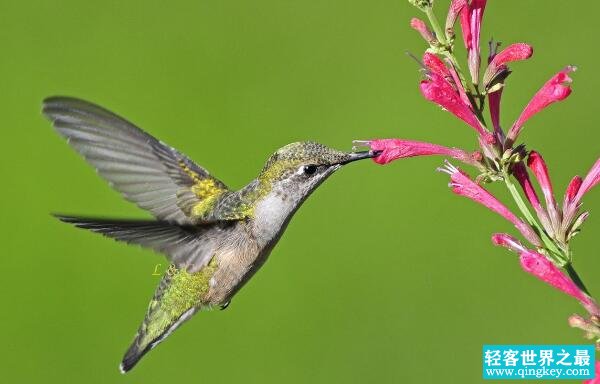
(410, 18, 436, 45)
(486, 41, 505, 137)
(527, 152, 555, 202)
(357, 138, 480, 166)
(459, 0, 487, 84)
(483, 43, 534, 87)
(513, 162, 554, 236)
(493, 234, 600, 316)
(574, 157, 600, 205)
(507, 66, 576, 143)
(520, 249, 598, 315)
(447, 63, 472, 106)
(420, 72, 493, 142)
(439, 162, 541, 246)
(445, 0, 468, 40)
(520, 250, 581, 300)
(490, 43, 534, 67)
(513, 163, 542, 211)
(508, 151, 597, 244)
(527, 151, 561, 232)
(562, 157, 600, 233)
(564, 175, 582, 207)
(584, 361, 600, 384)
(422, 52, 450, 78)
(488, 89, 502, 136)
(491, 233, 526, 253)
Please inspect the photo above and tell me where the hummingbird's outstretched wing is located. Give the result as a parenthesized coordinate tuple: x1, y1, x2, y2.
(43, 96, 229, 225)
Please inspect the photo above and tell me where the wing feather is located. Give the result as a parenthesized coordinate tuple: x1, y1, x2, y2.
(43, 96, 228, 224)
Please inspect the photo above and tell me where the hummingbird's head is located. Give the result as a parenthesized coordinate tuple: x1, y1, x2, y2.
(248, 141, 378, 245)
(257, 141, 378, 200)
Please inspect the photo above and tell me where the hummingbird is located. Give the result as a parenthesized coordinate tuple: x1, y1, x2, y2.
(43, 96, 378, 373)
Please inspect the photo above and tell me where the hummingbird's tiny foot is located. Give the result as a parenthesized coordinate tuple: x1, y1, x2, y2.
(220, 300, 231, 310)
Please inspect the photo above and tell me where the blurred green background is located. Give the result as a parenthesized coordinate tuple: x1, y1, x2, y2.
(1, 0, 599, 382)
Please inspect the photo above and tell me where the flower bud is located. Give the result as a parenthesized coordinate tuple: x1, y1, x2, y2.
(410, 18, 438, 45)
(408, 0, 433, 11)
(445, 0, 467, 40)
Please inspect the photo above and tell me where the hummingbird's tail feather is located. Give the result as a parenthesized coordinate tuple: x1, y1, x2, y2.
(52, 214, 223, 272)
(118, 259, 217, 373)
(53, 214, 221, 372)
(54, 214, 221, 372)
(52, 214, 194, 243)
(119, 306, 197, 373)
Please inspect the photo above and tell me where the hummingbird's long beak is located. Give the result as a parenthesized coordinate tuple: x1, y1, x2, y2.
(338, 150, 382, 165)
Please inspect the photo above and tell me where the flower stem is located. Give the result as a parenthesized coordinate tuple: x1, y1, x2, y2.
(503, 171, 537, 225)
(424, 8, 447, 46)
(502, 170, 564, 260)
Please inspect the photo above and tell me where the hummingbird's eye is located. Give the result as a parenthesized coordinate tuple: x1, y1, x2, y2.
(303, 165, 318, 176)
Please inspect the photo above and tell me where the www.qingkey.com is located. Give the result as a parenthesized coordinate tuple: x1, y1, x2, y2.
(485, 367, 592, 379)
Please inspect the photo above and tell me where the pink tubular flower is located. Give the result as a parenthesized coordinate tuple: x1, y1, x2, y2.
(483, 43, 534, 87)
(493, 234, 600, 316)
(513, 163, 542, 210)
(486, 41, 503, 136)
(491, 233, 526, 253)
(439, 162, 541, 246)
(489, 43, 534, 68)
(445, 0, 467, 39)
(488, 89, 502, 136)
(420, 72, 493, 142)
(459, 0, 487, 84)
(410, 18, 437, 45)
(422, 52, 450, 78)
(527, 151, 561, 231)
(574, 157, 600, 204)
(513, 162, 554, 236)
(562, 157, 600, 232)
(564, 175, 582, 207)
(507, 66, 576, 143)
(519, 249, 599, 316)
(528, 152, 555, 201)
(357, 138, 480, 166)
(447, 63, 472, 107)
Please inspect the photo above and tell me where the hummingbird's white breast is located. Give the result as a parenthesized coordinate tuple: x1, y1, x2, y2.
(205, 190, 298, 304)
(251, 190, 299, 247)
